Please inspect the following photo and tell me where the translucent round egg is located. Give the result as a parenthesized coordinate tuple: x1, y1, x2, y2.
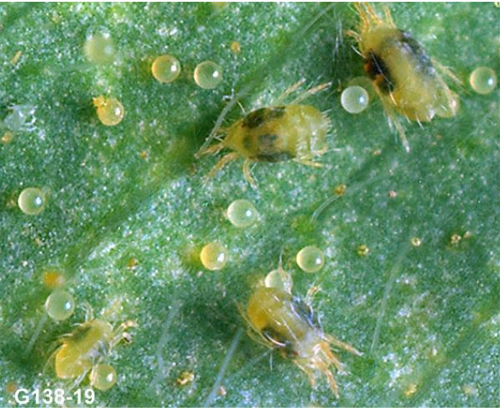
(265, 268, 293, 293)
(90, 364, 117, 391)
(45, 290, 75, 321)
(296, 246, 325, 273)
(194, 61, 223, 89)
(84, 33, 116, 65)
(18, 187, 46, 215)
(340, 86, 370, 114)
(151, 55, 181, 84)
(200, 242, 228, 270)
(226, 199, 258, 228)
(93, 96, 124, 126)
(348, 76, 376, 99)
(469, 67, 497, 95)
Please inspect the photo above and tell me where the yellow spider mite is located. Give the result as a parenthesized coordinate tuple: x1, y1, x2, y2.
(197, 80, 332, 187)
(350, 3, 460, 152)
(243, 285, 361, 397)
(52, 305, 135, 388)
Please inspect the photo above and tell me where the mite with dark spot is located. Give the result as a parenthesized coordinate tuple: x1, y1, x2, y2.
(197, 81, 331, 187)
(349, 3, 460, 152)
(242, 285, 361, 397)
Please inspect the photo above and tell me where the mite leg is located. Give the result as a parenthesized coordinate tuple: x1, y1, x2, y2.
(205, 152, 240, 180)
(328, 336, 362, 356)
(294, 361, 317, 389)
(290, 82, 332, 105)
(242, 159, 257, 188)
(383, 6, 396, 27)
(319, 343, 346, 373)
(378, 94, 411, 153)
(111, 320, 137, 347)
(355, 3, 384, 27)
(346, 29, 362, 43)
(42, 346, 61, 375)
(293, 158, 323, 168)
(432, 58, 463, 87)
(274, 78, 307, 106)
(323, 368, 340, 398)
(69, 369, 90, 391)
(198, 142, 225, 157)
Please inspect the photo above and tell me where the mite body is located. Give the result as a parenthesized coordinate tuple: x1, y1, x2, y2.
(244, 286, 360, 397)
(53, 314, 135, 385)
(198, 82, 331, 186)
(352, 3, 459, 151)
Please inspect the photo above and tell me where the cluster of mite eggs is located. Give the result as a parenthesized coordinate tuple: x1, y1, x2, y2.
(37, 198, 327, 394)
(12, 29, 497, 213)
(8, 2, 498, 398)
(85, 32, 223, 127)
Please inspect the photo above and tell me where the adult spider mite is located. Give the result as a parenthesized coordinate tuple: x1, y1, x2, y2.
(196, 79, 332, 187)
(349, 3, 460, 152)
(242, 284, 361, 397)
(48, 302, 136, 389)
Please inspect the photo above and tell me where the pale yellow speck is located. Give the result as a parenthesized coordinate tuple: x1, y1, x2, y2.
(357, 244, 369, 256)
(411, 237, 422, 247)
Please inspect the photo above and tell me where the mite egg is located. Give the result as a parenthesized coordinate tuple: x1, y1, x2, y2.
(90, 364, 117, 391)
(194, 61, 223, 89)
(84, 33, 116, 65)
(226, 199, 258, 228)
(45, 290, 75, 321)
(18, 187, 46, 215)
(340, 85, 370, 114)
(93, 96, 124, 126)
(151, 55, 181, 84)
(296, 246, 325, 273)
(200, 242, 228, 270)
(469, 67, 497, 95)
(265, 267, 293, 294)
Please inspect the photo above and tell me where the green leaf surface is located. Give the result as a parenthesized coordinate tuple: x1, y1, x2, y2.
(0, 2, 499, 408)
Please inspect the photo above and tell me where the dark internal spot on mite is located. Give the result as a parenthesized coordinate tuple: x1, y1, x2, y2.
(255, 152, 293, 162)
(258, 133, 279, 150)
(243, 107, 286, 129)
(242, 134, 252, 151)
(69, 324, 92, 342)
(262, 327, 297, 357)
(292, 297, 320, 329)
(364, 51, 395, 94)
(398, 30, 436, 77)
(254, 133, 293, 162)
